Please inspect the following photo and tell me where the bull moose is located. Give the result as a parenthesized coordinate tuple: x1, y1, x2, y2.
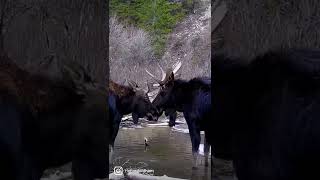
(108, 80, 158, 162)
(211, 48, 320, 180)
(146, 62, 211, 169)
(0, 54, 108, 180)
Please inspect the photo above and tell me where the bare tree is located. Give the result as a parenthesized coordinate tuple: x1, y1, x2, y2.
(109, 16, 155, 86)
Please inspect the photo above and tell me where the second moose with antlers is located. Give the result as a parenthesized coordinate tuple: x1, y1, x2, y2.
(146, 61, 212, 169)
(108, 80, 158, 162)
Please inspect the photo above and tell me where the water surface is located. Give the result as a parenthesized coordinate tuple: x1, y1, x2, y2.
(110, 118, 211, 180)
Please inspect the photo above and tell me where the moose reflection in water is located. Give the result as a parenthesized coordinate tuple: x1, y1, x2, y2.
(146, 61, 211, 169)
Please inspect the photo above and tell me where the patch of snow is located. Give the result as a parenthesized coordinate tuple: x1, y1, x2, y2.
(171, 127, 205, 135)
(109, 172, 124, 180)
(147, 123, 168, 127)
(127, 172, 187, 180)
(122, 115, 132, 121)
(122, 127, 135, 130)
(172, 126, 189, 134)
(175, 119, 186, 124)
(133, 125, 144, 129)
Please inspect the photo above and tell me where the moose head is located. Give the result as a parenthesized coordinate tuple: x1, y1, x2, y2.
(145, 61, 182, 116)
(126, 80, 159, 122)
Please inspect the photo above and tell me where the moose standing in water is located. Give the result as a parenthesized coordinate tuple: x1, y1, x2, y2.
(146, 62, 211, 169)
(108, 80, 158, 162)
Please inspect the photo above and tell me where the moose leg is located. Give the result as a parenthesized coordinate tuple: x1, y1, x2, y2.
(211, 153, 215, 179)
(186, 117, 201, 169)
(109, 144, 114, 164)
(110, 113, 121, 164)
(168, 111, 177, 127)
(191, 131, 201, 169)
(132, 113, 139, 124)
(112, 114, 121, 143)
(204, 132, 210, 167)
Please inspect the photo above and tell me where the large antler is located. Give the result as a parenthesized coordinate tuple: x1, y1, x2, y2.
(157, 63, 166, 81)
(145, 62, 166, 84)
(145, 60, 182, 86)
(172, 61, 182, 75)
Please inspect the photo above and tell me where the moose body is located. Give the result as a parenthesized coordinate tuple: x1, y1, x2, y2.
(0, 55, 108, 180)
(156, 77, 211, 168)
(108, 80, 157, 161)
(211, 49, 320, 180)
(146, 62, 211, 168)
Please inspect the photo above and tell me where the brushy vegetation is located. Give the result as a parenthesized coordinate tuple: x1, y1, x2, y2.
(109, 16, 156, 85)
(160, 3, 211, 80)
(110, 0, 185, 57)
(109, 0, 211, 86)
(109, 16, 154, 66)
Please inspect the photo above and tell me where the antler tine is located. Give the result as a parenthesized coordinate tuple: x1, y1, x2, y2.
(172, 61, 182, 75)
(172, 61, 178, 69)
(175, 73, 181, 79)
(145, 68, 156, 78)
(157, 63, 166, 81)
(145, 68, 161, 83)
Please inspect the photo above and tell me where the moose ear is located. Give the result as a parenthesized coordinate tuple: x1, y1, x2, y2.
(164, 72, 174, 87)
